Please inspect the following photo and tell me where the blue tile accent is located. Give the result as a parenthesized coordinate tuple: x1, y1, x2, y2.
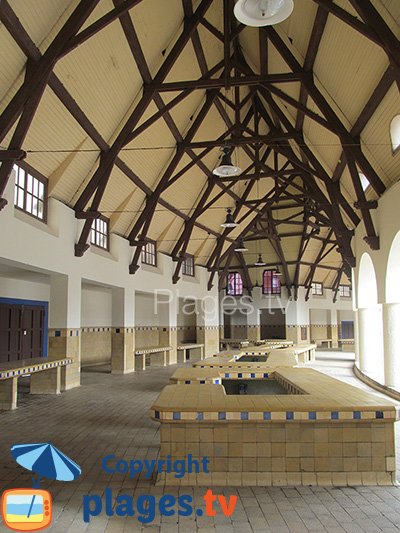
(286, 411, 294, 420)
(55, 330, 61, 337)
(263, 373, 269, 378)
(376, 411, 384, 419)
(251, 373, 255, 378)
(215, 379, 220, 384)
(331, 411, 339, 420)
(263, 412, 271, 420)
(155, 411, 160, 419)
(200, 380, 205, 384)
(173, 412, 181, 420)
(185, 380, 191, 384)
(238, 373, 242, 378)
(308, 411, 316, 420)
(353, 411, 361, 420)
(218, 412, 226, 420)
(196, 412, 204, 421)
(225, 373, 230, 378)
(241, 412, 249, 420)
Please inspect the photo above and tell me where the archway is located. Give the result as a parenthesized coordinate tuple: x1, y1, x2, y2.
(357, 253, 384, 382)
(383, 231, 400, 388)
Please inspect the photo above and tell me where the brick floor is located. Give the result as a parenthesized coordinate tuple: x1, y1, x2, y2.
(0, 352, 399, 532)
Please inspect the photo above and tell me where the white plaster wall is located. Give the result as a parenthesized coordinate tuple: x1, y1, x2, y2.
(0, 173, 219, 326)
(81, 286, 113, 327)
(309, 309, 329, 325)
(177, 298, 196, 327)
(0, 277, 50, 302)
(135, 292, 159, 327)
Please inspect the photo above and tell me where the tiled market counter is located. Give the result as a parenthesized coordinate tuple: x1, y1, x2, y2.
(151, 367, 400, 487)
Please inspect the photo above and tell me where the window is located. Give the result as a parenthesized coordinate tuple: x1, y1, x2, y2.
(311, 282, 323, 296)
(339, 285, 351, 298)
(390, 115, 400, 153)
(13, 164, 47, 221)
(90, 216, 109, 250)
(182, 254, 195, 277)
(359, 173, 369, 192)
(141, 240, 157, 266)
(263, 270, 281, 295)
(226, 272, 243, 296)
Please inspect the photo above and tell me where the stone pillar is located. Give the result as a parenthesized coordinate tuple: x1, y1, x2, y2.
(330, 309, 339, 349)
(157, 291, 177, 364)
(354, 309, 360, 364)
(111, 288, 135, 374)
(0, 378, 18, 410)
(382, 303, 400, 390)
(197, 294, 220, 357)
(358, 305, 384, 382)
(48, 274, 81, 390)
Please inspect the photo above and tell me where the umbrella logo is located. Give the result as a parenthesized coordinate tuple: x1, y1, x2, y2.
(1, 443, 81, 531)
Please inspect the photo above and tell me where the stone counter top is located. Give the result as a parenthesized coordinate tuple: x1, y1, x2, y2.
(151, 368, 400, 422)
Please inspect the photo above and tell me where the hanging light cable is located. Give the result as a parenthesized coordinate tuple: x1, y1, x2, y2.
(213, 87, 242, 176)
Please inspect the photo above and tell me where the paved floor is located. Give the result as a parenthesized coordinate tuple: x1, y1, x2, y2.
(0, 352, 400, 532)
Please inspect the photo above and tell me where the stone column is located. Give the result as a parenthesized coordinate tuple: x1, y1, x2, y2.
(358, 305, 384, 382)
(0, 378, 18, 410)
(354, 309, 360, 364)
(48, 274, 81, 390)
(330, 309, 339, 349)
(157, 291, 178, 364)
(197, 294, 220, 357)
(382, 303, 400, 390)
(111, 288, 135, 374)
(247, 296, 261, 343)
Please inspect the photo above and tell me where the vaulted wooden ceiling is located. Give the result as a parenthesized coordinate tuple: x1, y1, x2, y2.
(0, 0, 399, 298)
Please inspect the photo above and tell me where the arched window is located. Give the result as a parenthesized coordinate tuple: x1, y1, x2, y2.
(390, 115, 400, 153)
(263, 270, 281, 295)
(226, 272, 243, 296)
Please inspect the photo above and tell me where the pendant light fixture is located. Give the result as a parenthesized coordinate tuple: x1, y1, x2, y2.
(275, 265, 282, 276)
(255, 253, 266, 266)
(234, 0, 294, 27)
(213, 146, 242, 177)
(234, 237, 248, 252)
(221, 208, 238, 228)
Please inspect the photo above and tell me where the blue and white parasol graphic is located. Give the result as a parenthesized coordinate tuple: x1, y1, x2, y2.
(11, 443, 81, 486)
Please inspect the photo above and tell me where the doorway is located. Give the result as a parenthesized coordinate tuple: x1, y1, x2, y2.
(0, 299, 48, 363)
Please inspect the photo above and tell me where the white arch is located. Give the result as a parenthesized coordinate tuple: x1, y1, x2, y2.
(386, 231, 400, 304)
(390, 115, 400, 152)
(357, 252, 378, 308)
(357, 252, 384, 381)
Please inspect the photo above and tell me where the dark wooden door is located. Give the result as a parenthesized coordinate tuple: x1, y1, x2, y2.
(0, 303, 45, 362)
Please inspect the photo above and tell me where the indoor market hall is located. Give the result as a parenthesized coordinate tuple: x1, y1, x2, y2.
(0, 0, 400, 531)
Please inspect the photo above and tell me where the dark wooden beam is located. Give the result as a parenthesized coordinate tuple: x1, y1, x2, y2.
(2, 2, 231, 248)
(266, 27, 386, 197)
(0, 0, 99, 143)
(0, 149, 26, 161)
(64, 0, 145, 55)
(73, 0, 214, 257)
(185, 132, 294, 149)
(295, 7, 328, 131)
(155, 72, 305, 92)
(0, 0, 100, 203)
(332, 66, 394, 182)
